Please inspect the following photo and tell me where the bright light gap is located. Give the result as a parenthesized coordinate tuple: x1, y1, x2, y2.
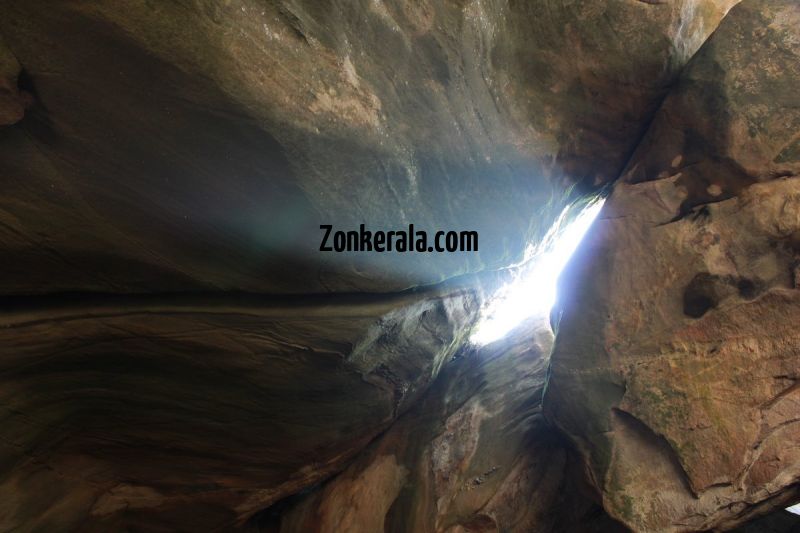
(470, 198, 605, 345)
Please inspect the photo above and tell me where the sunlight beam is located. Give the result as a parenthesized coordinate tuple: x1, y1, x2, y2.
(470, 199, 605, 345)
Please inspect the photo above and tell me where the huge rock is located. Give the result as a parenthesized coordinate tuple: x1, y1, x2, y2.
(545, 1, 800, 530)
(0, 0, 762, 531)
(0, 288, 477, 531)
(0, 0, 735, 294)
(259, 318, 626, 533)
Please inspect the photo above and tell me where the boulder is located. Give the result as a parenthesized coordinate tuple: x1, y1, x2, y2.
(545, 1, 800, 530)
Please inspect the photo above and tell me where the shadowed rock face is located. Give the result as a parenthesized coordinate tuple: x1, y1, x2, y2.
(546, 1, 800, 530)
(0, 0, 733, 294)
(730, 510, 800, 533)
(255, 318, 627, 533)
(0, 289, 478, 531)
(0, 36, 30, 126)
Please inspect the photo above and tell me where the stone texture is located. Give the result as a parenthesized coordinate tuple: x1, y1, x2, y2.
(0, 0, 734, 294)
(545, 1, 800, 530)
(0, 288, 477, 531)
(0, 35, 29, 126)
(4, 0, 795, 532)
(256, 318, 626, 533)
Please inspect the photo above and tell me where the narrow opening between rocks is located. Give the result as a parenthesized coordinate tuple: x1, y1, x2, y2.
(470, 198, 605, 345)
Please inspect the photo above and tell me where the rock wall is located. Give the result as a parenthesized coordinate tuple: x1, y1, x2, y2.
(0, 0, 734, 294)
(4, 0, 794, 531)
(0, 288, 477, 531)
(545, 1, 800, 530)
(259, 318, 626, 533)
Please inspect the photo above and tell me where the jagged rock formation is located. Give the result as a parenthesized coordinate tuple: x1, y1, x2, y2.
(546, 1, 800, 530)
(2, 0, 798, 532)
(255, 318, 626, 533)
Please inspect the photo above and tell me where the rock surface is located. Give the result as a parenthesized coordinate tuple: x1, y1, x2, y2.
(545, 1, 800, 530)
(4, 0, 798, 532)
(0, 35, 30, 126)
(257, 318, 626, 533)
(0, 0, 734, 294)
(0, 288, 477, 531)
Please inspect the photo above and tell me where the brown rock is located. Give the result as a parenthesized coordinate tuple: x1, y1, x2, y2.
(262, 318, 626, 533)
(545, 1, 800, 530)
(0, 288, 478, 531)
(0, 0, 734, 294)
(0, 0, 782, 531)
(0, 35, 29, 126)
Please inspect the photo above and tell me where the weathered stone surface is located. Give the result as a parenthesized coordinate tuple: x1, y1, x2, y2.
(622, 0, 800, 206)
(0, 0, 734, 294)
(0, 35, 29, 126)
(258, 318, 626, 533)
(2, 1, 786, 531)
(0, 288, 477, 531)
(545, 1, 800, 530)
